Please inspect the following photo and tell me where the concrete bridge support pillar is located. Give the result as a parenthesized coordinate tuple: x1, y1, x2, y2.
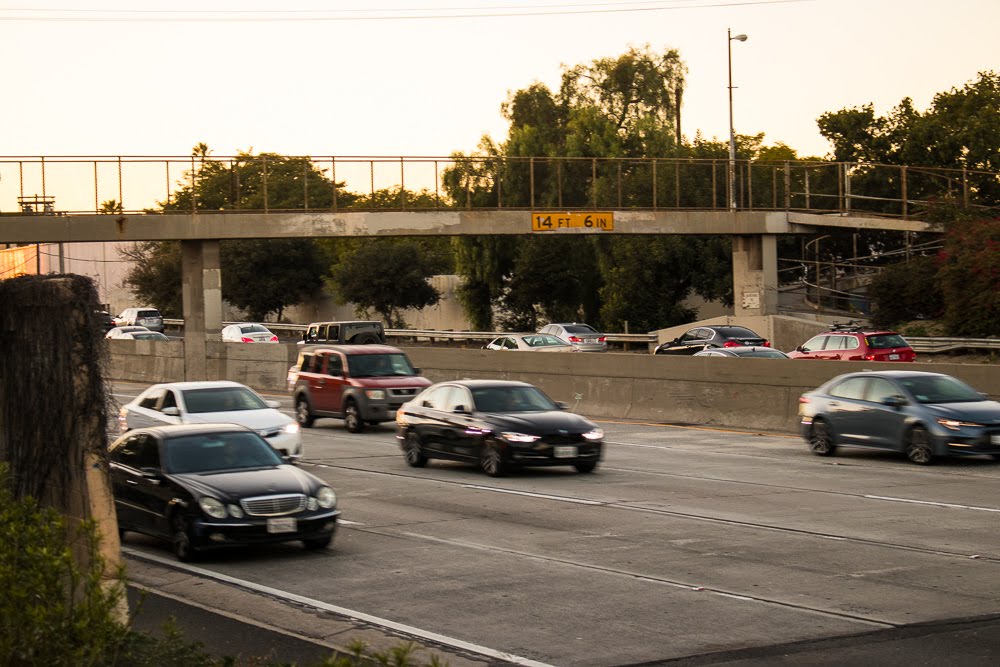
(181, 240, 222, 380)
(732, 234, 778, 316)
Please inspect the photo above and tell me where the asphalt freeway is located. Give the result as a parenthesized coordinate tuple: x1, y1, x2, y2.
(111, 382, 1000, 666)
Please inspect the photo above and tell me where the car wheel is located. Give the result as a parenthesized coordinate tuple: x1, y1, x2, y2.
(344, 401, 364, 433)
(295, 396, 315, 428)
(404, 433, 428, 467)
(355, 333, 380, 345)
(808, 419, 837, 456)
(574, 461, 597, 473)
(171, 516, 198, 562)
(905, 426, 934, 465)
(480, 439, 506, 477)
(303, 535, 332, 550)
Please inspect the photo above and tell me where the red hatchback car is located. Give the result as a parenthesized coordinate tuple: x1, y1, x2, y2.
(788, 323, 916, 362)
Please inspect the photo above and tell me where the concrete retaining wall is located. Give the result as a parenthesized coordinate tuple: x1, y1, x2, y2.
(108, 342, 1000, 435)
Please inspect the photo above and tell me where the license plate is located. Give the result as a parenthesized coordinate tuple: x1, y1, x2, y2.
(553, 445, 578, 458)
(991, 435, 1000, 445)
(585, 339, 596, 343)
(267, 518, 296, 534)
(889, 354, 900, 360)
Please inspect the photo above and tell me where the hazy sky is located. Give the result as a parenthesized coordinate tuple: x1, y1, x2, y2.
(2, 0, 997, 161)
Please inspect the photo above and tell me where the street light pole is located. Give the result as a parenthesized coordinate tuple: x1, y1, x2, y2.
(728, 28, 747, 211)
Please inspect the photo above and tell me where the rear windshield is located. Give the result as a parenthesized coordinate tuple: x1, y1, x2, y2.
(137, 310, 161, 318)
(563, 324, 598, 334)
(181, 387, 269, 413)
(867, 334, 909, 349)
(240, 324, 270, 333)
(717, 327, 759, 337)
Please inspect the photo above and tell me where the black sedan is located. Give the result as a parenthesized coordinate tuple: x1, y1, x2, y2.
(654, 325, 769, 355)
(396, 380, 604, 477)
(109, 423, 339, 561)
(799, 370, 1000, 465)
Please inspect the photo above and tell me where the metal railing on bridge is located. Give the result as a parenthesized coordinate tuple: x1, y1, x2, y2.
(3, 155, 996, 220)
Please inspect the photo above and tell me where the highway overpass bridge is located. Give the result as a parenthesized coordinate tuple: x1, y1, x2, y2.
(2, 154, 987, 379)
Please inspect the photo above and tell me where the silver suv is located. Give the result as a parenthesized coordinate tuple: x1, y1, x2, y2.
(537, 322, 608, 352)
(115, 307, 164, 333)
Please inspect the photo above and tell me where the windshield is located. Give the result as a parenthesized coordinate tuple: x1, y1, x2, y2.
(471, 386, 559, 413)
(897, 375, 984, 404)
(240, 324, 270, 333)
(736, 349, 786, 358)
(181, 386, 269, 413)
(718, 327, 759, 337)
(347, 353, 415, 377)
(164, 431, 283, 473)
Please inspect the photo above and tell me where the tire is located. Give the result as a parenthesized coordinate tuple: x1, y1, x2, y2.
(480, 439, 507, 477)
(905, 426, 934, 465)
(303, 535, 332, 550)
(344, 401, 364, 433)
(808, 419, 837, 456)
(365, 420, 381, 427)
(404, 433, 428, 468)
(574, 461, 598, 474)
(171, 516, 198, 562)
(295, 396, 315, 428)
(354, 333, 380, 345)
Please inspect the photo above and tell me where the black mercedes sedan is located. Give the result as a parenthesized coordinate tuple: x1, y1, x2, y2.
(395, 379, 604, 477)
(109, 423, 339, 561)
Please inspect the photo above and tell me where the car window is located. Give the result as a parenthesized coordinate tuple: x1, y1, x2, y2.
(137, 310, 160, 318)
(801, 335, 827, 351)
(828, 377, 868, 400)
(472, 386, 558, 413)
(867, 334, 909, 349)
(325, 353, 344, 376)
(348, 353, 414, 377)
(137, 388, 165, 409)
(842, 336, 861, 351)
(865, 378, 899, 403)
(897, 375, 983, 404)
(239, 324, 268, 333)
(443, 386, 473, 412)
(111, 433, 160, 469)
(678, 329, 699, 343)
(563, 324, 597, 334)
(160, 390, 177, 410)
(181, 387, 268, 413)
(420, 385, 452, 410)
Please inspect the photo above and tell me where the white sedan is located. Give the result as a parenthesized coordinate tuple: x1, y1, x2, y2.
(118, 381, 302, 458)
(106, 326, 151, 339)
(484, 333, 578, 352)
(221, 323, 279, 343)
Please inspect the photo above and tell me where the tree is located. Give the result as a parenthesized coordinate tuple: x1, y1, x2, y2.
(221, 239, 326, 321)
(327, 240, 441, 327)
(120, 241, 184, 317)
(937, 215, 1000, 336)
(867, 256, 943, 328)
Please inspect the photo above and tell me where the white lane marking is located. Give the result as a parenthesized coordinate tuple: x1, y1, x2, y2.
(338, 519, 365, 526)
(462, 485, 603, 505)
(865, 495, 1000, 513)
(124, 548, 558, 667)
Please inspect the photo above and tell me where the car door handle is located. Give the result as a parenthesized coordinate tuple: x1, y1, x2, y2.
(126, 479, 139, 485)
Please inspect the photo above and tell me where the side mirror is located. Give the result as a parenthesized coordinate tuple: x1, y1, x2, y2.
(161, 407, 180, 416)
(453, 404, 470, 414)
(796, 346, 806, 352)
(412, 367, 422, 374)
(555, 401, 568, 410)
(881, 395, 907, 408)
(265, 400, 280, 408)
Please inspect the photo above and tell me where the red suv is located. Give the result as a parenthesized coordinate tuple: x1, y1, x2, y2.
(788, 323, 916, 362)
(290, 345, 432, 432)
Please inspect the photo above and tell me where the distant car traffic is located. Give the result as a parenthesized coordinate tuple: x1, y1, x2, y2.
(114, 307, 164, 333)
(291, 345, 432, 432)
(537, 323, 608, 352)
(118, 331, 169, 341)
(119, 380, 302, 458)
(109, 423, 338, 561)
(799, 370, 1000, 464)
(222, 323, 279, 343)
(484, 333, 577, 352)
(95, 310, 116, 333)
(654, 325, 769, 355)
(106, 325, 152, 339)
(788, 322, 915, 362)
(694, 346, 789, 358)
(396, 379, 604, 477)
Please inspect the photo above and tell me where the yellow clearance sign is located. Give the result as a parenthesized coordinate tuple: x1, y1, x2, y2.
(531, 212, 614, 232)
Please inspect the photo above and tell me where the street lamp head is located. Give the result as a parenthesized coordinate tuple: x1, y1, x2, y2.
(731, 33, 748, 42)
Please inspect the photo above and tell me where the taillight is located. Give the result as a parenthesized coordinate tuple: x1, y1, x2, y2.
(568, 336, 582, 343)
(798, 396, 810, 404)
(762, 341, 771, 347)
(597, 336, 606, 343)
(241, 337, 254, 343)
(864, 353, 876, 361)
(269, 335, 278, 342)
(723, 341, 740, 347)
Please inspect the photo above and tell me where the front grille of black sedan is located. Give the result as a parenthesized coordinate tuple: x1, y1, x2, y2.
(241, 494, 306, 516)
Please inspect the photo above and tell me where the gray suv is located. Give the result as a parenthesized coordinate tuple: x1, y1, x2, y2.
(115, 307, 164, 333)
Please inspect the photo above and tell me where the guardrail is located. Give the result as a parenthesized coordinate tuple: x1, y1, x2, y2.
(161, 320, 997, 355)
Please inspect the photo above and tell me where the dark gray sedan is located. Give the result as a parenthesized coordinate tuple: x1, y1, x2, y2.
(798, 370, 1000, 464)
